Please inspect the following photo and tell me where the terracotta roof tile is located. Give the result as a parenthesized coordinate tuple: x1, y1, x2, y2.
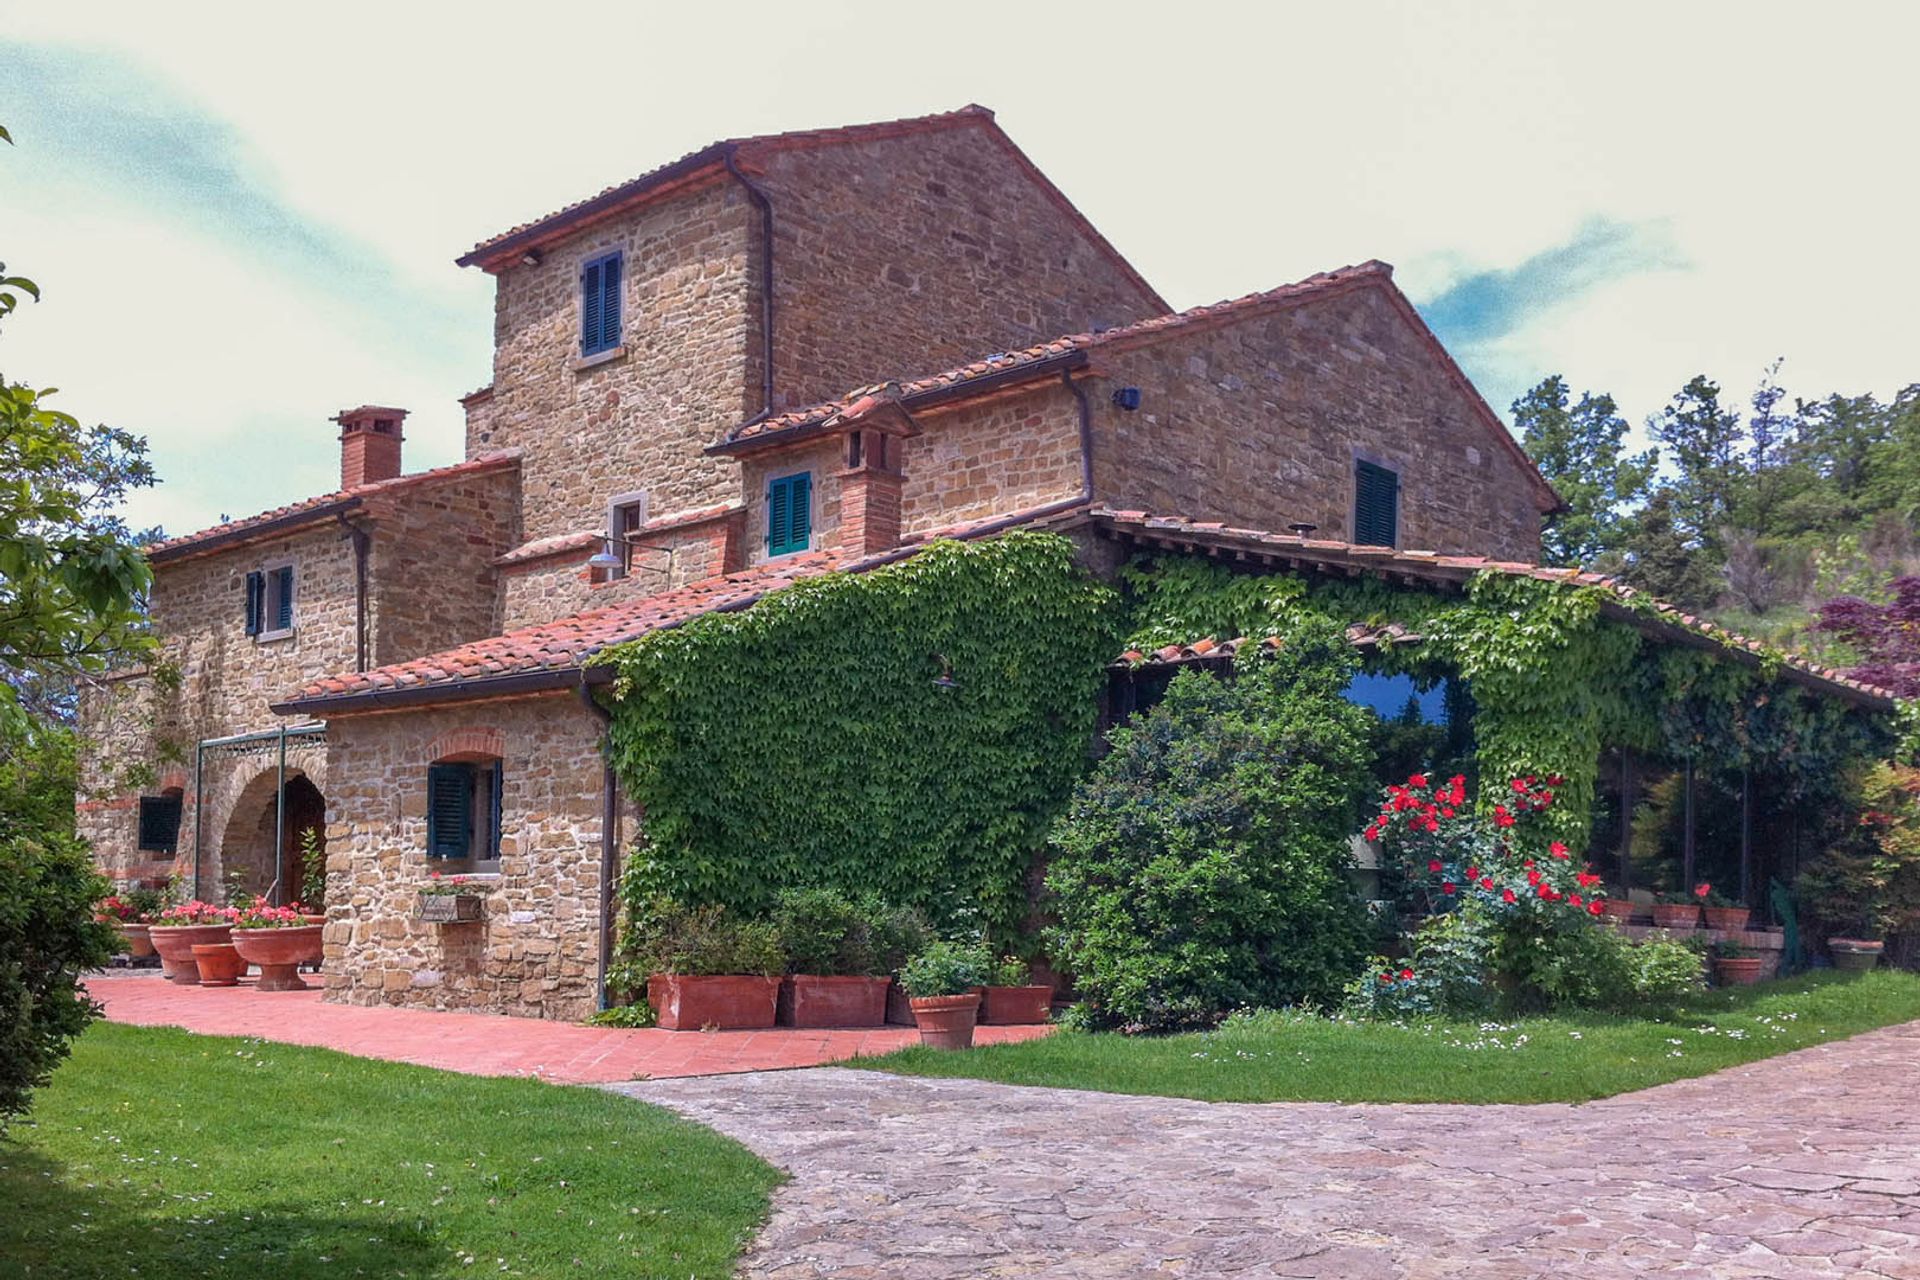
(493, 504, 742, 568)
(147, 452, 522, 565)
(1086, 509, 1901, 710)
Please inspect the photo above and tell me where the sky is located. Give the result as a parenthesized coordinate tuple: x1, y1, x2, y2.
(4, 1, 1916, 538)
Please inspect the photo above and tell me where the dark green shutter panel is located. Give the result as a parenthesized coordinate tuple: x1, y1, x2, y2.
(426, 763, 472, 859)
(581, 259, 604, 355)
(766, 477, 790, 552)
(137, 795, 182, 853)
(489, 758, 504, 860)
(767, 473, 811, 555)
(244, 571, 264, 635)
(788, 472, 811, 550)
(1354, 461, 1399, 547)
(274, 566, 294, 630)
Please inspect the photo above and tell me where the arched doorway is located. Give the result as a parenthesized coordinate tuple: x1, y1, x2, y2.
(218, 769, 326, 906)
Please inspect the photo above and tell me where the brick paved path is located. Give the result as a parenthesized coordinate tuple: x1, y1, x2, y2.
(618, 1020, 1920, 1278)
(89, 972, 1049, 1083)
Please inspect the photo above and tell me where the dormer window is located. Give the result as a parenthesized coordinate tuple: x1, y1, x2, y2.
(245, 564, 296, 640)
(580, 251, 623, 356)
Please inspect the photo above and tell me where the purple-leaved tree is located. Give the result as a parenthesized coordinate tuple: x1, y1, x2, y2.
(1817, 577, 1920, 697)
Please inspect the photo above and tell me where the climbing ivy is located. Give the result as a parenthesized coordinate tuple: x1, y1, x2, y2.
(600, 533, 1120, 941)
(1119, 557, 1897, 846)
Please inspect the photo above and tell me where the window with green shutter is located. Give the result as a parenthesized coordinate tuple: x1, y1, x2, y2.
(425, 760, 504, 869)
(766, 471, 812, 557)
(1353, 460, 1400, 547)
(580, 251, 622, 356)
(244, 571, 265, 635)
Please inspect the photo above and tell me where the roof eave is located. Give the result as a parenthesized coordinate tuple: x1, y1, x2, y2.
(272, 666, 615, 717)
(148, 497, 364, 567)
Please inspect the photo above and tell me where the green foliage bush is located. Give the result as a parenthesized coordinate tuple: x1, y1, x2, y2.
(769, 887, 879, 976)
(1047, 619, 1375, 1032)
(897, 939, 991, 998)
(618, 896, 782, 979)
(0, 830, 118, 1126)
(604, 534, 1118, 940)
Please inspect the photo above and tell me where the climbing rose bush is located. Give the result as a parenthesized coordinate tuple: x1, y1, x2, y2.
(1344, 774, 1702, 1016)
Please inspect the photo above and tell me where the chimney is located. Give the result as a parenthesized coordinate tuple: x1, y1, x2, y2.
(833, 388, 915, 556)
(334, 405, 408, 488)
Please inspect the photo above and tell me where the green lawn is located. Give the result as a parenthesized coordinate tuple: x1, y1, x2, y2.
(862, 970, 1920, 1105)
(1, 1022, 780, 1279)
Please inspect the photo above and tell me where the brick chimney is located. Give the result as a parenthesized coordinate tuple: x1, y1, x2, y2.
(833, 389, 916, 556)
(334, 405, 408, 488)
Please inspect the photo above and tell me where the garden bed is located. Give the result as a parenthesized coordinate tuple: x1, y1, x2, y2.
(856, 970, 1920, 1105)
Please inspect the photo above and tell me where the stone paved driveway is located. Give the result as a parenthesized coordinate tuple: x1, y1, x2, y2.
(615, 1020, 1920, 1278)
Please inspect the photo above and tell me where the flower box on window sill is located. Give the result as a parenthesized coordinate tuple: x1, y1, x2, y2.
(418, 893, 484, 923)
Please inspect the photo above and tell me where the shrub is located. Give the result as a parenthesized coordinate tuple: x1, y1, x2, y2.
(769, 887, 886, 976)
(897, 939, 991, 998)
(1047, 620, 1375, 1032)
(869, 903, 933, 974)
(1, 831, 119, 1127)
(585, 1003, 656, 1029)
(623, 897, 782, 978)
(987, 954, 1031, 987)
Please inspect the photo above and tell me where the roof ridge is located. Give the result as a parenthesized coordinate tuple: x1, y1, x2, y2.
(715, 262, 1395, 450)
(457, 105, 997, 267)
(147, 451, 522, 563)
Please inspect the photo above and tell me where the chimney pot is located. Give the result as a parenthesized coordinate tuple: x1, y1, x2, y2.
(334, 405, 408, 488)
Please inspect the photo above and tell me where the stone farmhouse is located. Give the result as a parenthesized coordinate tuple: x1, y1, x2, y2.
(79, 105, 1579, 1021)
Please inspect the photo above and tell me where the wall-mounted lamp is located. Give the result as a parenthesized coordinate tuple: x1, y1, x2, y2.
(930, 653, 960, 692)
(585, 534, 674, 578)
(1111, 387, 1143, 412)
(1287, 522, 1318, 537)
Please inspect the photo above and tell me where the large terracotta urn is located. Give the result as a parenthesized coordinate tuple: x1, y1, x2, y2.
(149, 924, 233, 984)
(119, 922, 157, 958)
(908, 992, 981, 1049)
(231, 925, 324, 992)
(191, 942, 246, 987)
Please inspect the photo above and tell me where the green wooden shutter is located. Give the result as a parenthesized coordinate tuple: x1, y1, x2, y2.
(488, 758, 504, 861)
(426, 763, 473, 859)
(244, 571, 264, 635)
(580, 259, 604, 356)
(599, 253, 621, 352)
(274, 566, 295, 630)
(767, 473, 811, 556)
(1354, 461, 1399, 547)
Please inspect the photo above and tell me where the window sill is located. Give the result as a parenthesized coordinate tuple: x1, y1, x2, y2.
(254, 628, 296, 645)
(573, 345, 628, 374)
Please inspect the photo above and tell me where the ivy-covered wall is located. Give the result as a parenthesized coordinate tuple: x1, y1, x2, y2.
(1122, 557, 1895, 846)
(600, 533, 1119, 938)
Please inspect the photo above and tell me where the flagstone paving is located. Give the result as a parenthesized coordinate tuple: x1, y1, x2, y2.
(88, 972, 1049, 1082)
(617, 1019, 1920, 1278)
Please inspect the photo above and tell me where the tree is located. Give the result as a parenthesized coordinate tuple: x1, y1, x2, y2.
(1512, 375, 1657, 567)
(1816, 577, 1920, 698)
(1615, 489, 1723, 607)
(1645, 374, 1745, 554)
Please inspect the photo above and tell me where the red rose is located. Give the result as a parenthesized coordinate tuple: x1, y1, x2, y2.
(1399, 968, 1415, 980)
(1465, 866, 1479, 881)
(1441, 807, 1456, 818)
(1379, 972, 1392, 984)
(1588, 901, 1603, 916)
(1694, 883, 1711, 899)
(1568, 893, 1583, 907)
(1502, 888, 1517, 903)
(1527, 869, 1542, 885)
(1480, 877, 1495, 890)
(1428, 859, 1444, 873)
(1408, 774, 1429, 789)
(1494, 806, 1515, 828)
(1442, 882, 1457, 895)
(1550, 841, 1569, 858)
(1511, 778, 1528, 793)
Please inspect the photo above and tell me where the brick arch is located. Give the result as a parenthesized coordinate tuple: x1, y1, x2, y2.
(425, 726, 505, 764)
(157, 768, 188, 793)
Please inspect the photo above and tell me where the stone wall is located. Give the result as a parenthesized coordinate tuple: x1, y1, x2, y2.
(363, 465, 520, 662)
(757, 124, 1164, 407)
(1084, 284, 1547, 562)
(466, 178, 758, 543)
(319, 694, 618, 1022)
(498, 505, 742, 631)
(900, 384, 1085, 535)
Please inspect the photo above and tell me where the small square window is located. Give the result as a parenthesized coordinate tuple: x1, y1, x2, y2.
(426, 759, 503, 873)
(766, 472, 812, 557)
(245, 565, 296, 637)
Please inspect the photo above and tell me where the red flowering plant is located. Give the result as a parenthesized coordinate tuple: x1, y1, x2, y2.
(94, 895, 140, 923)
(231, 896, 309, 929)
(151, 900, 240, 926)
(1349, 773, 1634, 1015)
(420, 871, 486, 896)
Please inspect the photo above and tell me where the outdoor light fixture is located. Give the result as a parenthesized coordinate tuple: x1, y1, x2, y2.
(585, 543, 622, 572)
(1288, 522, 1318, 537)
(930, 654, 960, 691)
(521, 249, 544, 267)
(584, 534, 674, 577)
(1111, 386, 1143, 411)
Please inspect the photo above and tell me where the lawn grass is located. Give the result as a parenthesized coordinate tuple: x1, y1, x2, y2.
(859, 969, 1920, 1105)
(1, 1021, 780, 1279)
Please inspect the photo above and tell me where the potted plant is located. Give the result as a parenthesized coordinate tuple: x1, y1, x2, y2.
(640, 900, 784, 1030)
(1709, 939, 1764, 986)
(419, 871, 486, 922)
(1597, 893, 1638, 926)
(97, 891, 158, 958)
(979, 953, 1053, 1025)
(1652, 884, 1708, 930)
(770, 888, 890, 1028)
(897, 939, 990, 1049)
(298, 828, 328, 924)
(230, 896, 325, 991)
(148, 901, 239, 984)
(1700, 886, 1751, 931)
(1797, 828, 1897, 973)
(1828, 936, 1884, 971)
(872, 904, 933, 1026)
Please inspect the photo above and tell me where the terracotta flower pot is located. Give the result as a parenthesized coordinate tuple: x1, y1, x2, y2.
(1704, 906, 1751, 931)
(1712, 956, 1764, 986)
(231, 925, 323, 992)
(884, 979, 916, 1026)
(649, 974, 781, 1030)
(981, 984, 1053, 1025)
(909, 993, 981, 1049)
(1598, 899, 1637, 926)
(191, 942, 246, 987)
(119, 922, 156, 958)
(149, 924, 233, 984)
(1652, 903, 1700, 930)
(778, 975, 890, 1027)
(301, 914, 327, 927)
(1828, 938, 1883, 972)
